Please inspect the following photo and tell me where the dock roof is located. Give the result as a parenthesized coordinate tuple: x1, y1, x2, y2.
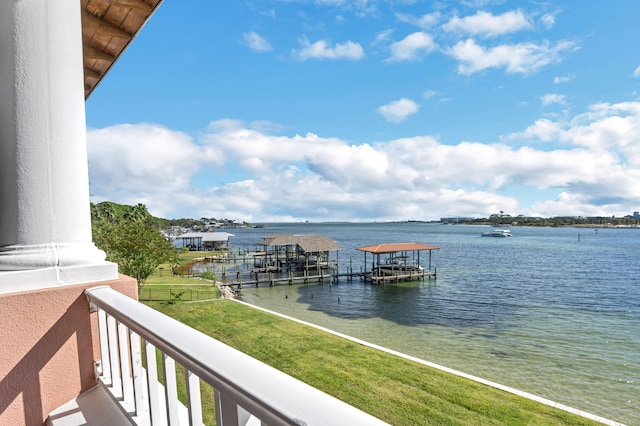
(356, 242, 440, 254)
(177, 232, 234, 242)
(260, 234, 340, 252)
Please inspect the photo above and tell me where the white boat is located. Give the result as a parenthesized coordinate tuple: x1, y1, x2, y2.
(482, 229, 512, 237)
(379, 256, 424, 275)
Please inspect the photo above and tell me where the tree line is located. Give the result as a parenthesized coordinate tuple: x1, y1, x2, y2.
(456, 214, 640, 227)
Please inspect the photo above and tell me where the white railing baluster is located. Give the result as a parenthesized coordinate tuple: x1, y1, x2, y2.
(118, 321, 134, 409)
(86, 287, 388, 426)
(106, 314, 122, 398)
(163, 353, 180, 424)
(186, 369, 203, 425)
(129, 330, 148, 419)
(97, 308, 111, 385)
(144, 341, 164, 425)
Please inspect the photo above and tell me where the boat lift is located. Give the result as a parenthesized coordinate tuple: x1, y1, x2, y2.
(356, 242, 439, 283)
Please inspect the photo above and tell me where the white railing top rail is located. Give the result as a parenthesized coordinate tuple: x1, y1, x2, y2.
(85, 286, 388, 426)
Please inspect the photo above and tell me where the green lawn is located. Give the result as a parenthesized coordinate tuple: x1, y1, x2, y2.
(144, 299, 600, 426)
(138, 251, 221, 301)
(141, 272, 219, 302)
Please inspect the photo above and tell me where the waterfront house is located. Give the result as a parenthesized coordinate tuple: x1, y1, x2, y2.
(176, 232, 235, 251)
(0, 1, 385, 424)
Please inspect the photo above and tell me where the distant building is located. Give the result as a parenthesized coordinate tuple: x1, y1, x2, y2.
(634, 211, 640, 218)
(440, 217, 475, 224)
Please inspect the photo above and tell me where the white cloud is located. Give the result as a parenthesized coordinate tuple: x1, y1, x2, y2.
(448, 38, 576, 75)
(307, 144, 391, 189)
(314, 0, 346, 5)
(554, 73, 574, 84)
(509, 118, 562, 141)
(88, 101, 640, 221)
(509, 102, 640, 152)
(87, 123, 218, 218)
(259, 9, 276, 19)
(242, 32, 272, 52)
(564, 102, 640, 154)
(377, 98, 419, 122)
(386, 32, 436, 62)
(505, 102, 640, 216)
(372, 29, 394, 46)
(528, 192, 595, 217)
(460, 0, 507, 7)
(312, 0, 378, 15)
(633, 65, 640, 78)
(540, 93, 566, 106)
(540, 13, 556, 29)
(423, 90, 437, 99)
(292, 37, 365, 60)
(207, 118, 244, 132)
(396, 11, 441, 29)
(443, 10, 533, 38)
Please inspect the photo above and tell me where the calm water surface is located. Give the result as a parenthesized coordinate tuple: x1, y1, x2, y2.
(225, 223, 639, 424)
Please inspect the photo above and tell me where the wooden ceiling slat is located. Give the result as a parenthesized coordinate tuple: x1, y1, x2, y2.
(83, 67, 102, 79)
(82, 10, 132, 39)
(81, 0, 163, 98)
(83, 43, 116, 62)
(111, 0, 153, 13)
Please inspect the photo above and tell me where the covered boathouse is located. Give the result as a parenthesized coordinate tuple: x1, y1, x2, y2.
(256, 234, 340, 273)
(357, 242, 439, 283)
(175, 231, 234, 251)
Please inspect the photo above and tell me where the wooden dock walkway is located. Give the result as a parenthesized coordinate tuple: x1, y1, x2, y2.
(222, 268, 436, 289)
(224, 271, 334, 288)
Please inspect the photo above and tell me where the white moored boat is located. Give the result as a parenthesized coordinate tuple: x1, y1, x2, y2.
(482, 229, 512, 237)
(379, 256, 424, 275)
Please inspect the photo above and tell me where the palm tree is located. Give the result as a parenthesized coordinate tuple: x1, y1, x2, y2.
(125, 203, 150, 222)
(91, 202, 116, 222)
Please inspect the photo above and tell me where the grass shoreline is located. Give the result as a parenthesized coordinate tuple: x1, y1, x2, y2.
(144, 297, 603, 425)
(139, 252, 608, 425)
(233, 299, 617, 425)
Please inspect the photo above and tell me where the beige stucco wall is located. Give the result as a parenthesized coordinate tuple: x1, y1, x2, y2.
(0, 275, 137, 425)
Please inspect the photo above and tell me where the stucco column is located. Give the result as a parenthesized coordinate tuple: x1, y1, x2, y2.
(0, 0, 116, 285)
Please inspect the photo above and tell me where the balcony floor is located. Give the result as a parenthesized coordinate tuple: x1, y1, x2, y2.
(47, 384, 134, 426)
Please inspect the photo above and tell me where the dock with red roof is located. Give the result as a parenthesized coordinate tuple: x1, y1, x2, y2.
(356, 242, 439, 283)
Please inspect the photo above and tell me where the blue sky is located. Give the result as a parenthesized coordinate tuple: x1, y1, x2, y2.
(86, 0, 640, 222)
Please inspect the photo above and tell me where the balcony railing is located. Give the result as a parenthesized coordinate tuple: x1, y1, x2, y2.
(85, 286, 388, 425)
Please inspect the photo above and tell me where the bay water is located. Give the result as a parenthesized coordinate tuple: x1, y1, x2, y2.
(221, 222, 638, 424)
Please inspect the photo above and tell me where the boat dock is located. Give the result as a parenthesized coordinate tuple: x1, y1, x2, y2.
(221, 268, 436, 289)
(178, 235, 440, 288)
(356, 242, 439, 284)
